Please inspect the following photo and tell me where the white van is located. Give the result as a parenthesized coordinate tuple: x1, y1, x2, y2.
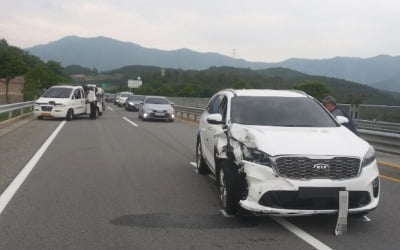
(33, 85, 103, 120)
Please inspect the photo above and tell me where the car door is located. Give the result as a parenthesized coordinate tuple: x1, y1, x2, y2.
(72, 89, 85, 114)
(200, 94, 226, 172)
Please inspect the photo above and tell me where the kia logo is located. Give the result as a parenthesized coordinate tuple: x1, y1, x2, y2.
(313, 163, 330, 170)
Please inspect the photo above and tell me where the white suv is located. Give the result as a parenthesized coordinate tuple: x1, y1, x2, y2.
(196, 89, 379, 216)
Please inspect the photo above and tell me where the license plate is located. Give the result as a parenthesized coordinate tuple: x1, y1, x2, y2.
(299, 187, 345, 198)
(41, 112, 52, 116)
(155, 112, 164, 116)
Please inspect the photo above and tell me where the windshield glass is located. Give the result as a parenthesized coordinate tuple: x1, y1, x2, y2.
(145, 97, 170, 104)
(128, 95, 145, 101)
(231, 96, 338, 127)
(121, 93, 133, 97)
(42, 87, 72, 98)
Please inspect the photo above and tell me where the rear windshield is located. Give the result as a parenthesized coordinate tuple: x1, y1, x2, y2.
(145, 97, 170, 104)
(127, 95, 145, 101)
(230, 96, 338, 127)
(42, 87, 72, 98)
(121, 93, 133, 97)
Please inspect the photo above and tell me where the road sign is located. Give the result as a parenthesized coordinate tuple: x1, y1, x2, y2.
(128, 80, 142, 88)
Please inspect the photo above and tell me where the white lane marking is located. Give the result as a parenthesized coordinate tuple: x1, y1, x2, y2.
(362, 216, 372, 222)
(272, 217, 333, 250)
(0, 121, 66, 215)
(219, 209, 235, 218)
(122, 117, 138, 127)
(107, 107, 114, 111)
(190, 162, 197, 168)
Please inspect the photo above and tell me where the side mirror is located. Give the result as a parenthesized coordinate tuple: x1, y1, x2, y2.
(170, 102, 175, 106)
(207, 113, 224, 125)
(336, 115, 349, 124)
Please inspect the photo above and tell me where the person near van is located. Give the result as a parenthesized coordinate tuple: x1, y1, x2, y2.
(87, 86, 97, 119)
(321, 96, 358, 135)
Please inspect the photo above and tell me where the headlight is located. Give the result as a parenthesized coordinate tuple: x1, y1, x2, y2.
(128, 102, 134, 105)
(55, 103, 66, 107)
(241, 144, 272, 167)
(362, 146, 376, 167)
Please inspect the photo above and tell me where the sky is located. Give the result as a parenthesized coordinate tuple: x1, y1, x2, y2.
(1, 0, 399, 62)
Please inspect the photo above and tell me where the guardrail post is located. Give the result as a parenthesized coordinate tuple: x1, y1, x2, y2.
(20, 108, 24, 116)
(349, 104, 359, 119)
(8, 111, 12, 119)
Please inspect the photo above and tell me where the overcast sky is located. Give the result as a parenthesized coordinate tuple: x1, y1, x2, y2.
(1, 0, 399, 62)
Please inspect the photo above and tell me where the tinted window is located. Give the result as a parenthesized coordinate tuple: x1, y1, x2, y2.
(145, 97, 170, 104)
(73, 89, 82, 99)
(231, 96, 338, 127)
(127, 95, 145, 101)
(42, 88, 72, 98)
(121, 93, 133, 97)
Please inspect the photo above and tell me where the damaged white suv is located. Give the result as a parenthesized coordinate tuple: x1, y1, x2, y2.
(196, 89, 379, 216)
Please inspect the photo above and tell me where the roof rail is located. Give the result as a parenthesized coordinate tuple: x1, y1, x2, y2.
(221, 88, 237, 96)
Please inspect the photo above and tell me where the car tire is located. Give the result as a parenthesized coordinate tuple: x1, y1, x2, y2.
(38, 116, 43, 120)
(66, 109, 73, 121)
(169, 118, 174, 122)
(98, 110, 102, 116)
(217, 159, 247, 215)
(196, 138, 209, 174)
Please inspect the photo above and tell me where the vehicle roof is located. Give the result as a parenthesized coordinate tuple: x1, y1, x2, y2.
(49, 85, 82, 89)
(144, 96, 168, 99)
(223, 89, 308, 98)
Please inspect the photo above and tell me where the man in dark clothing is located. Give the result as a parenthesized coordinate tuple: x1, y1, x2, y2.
(321, 96, 358, 135)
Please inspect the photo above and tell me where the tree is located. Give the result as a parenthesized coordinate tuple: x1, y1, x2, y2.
(295, 81, 330, 100)
(0, 39, 27, 103)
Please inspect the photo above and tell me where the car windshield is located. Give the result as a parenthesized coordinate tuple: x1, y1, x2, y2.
(42, 87, 72, 98)
(230, 96, 338, 127)
(121, 93, 132, 97)
(128, 95, 145, 101)
(145, 97, 170, 104)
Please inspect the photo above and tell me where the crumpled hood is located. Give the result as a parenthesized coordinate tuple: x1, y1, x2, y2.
(230, 123, 370, 157)
(144, 104, 173, 111)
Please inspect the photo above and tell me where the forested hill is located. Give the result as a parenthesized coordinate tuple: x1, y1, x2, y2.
(96, 65, 400, 105)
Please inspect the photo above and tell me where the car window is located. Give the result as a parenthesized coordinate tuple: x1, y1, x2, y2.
(73, 89, 82, 99)
(231, 96, 338, 127)
(42, 88, 72, 98)
(208, 95, 223, 114)
(145, 97, 170, 104)
(219, 96, 227, 121)
(128, 95, 145, 101)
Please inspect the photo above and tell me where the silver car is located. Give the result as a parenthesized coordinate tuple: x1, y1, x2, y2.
(138, 96, 175, 122)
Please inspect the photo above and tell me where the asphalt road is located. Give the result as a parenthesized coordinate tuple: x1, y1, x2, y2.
(0, 105, 399, 250)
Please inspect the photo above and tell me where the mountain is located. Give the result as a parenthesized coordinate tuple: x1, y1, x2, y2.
(26, 35, 266, 71)
(26, 36, 400, 92)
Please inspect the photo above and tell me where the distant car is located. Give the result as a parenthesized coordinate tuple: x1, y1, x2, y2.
(117, 92, 133, 107)
(105, 93, 115, 103)
(138, 96, 175, 122)
(114, 92, 121, 105)
(125, 95, 145, 111)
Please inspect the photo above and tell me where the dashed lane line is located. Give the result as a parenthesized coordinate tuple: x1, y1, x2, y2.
(107, 106, 114, 111)
(122, 117, 138, 127)
(378, 161, 400, 169)
(380, 174, 400, 183)
(0, 121, 66, 215)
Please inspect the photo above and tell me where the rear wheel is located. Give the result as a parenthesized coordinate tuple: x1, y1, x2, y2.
(38, 116, 43, 120)
(218, 159, 247, 215)
(66, 109, 73, 121)
(196, 139, 209, 174)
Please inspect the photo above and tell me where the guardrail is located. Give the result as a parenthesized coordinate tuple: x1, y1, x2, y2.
(0, 101, 35, 123)
(174, 105, 400, 155)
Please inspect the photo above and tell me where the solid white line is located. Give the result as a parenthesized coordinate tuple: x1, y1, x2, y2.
(362, 216, 372, 222)
(0, 121, 66, 215)
(107, 106, 114, 111)
(272, 217, 333, 250)
(190, 162, 197, 168)
(122, 117, 138, 127)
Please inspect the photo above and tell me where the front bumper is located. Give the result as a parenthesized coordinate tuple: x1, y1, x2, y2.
(143, 112, 175, 120)
(33, 106, 68, 118)
(239, 160, 380, 216)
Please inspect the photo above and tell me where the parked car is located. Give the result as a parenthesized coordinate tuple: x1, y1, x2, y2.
(138, 96, 175, 122)
(125, 95, 145, 111)
(105, 93, 115, 103)
(113, 92, 121, 105)
(196, 89, 379, 216)
(33, 85, 103, 120)
(117, 92, 133, 107)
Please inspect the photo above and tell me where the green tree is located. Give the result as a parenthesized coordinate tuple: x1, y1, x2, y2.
(0, 39, 28, 103)
(234, 80, 250, 89)
(295, 81, 330, 100)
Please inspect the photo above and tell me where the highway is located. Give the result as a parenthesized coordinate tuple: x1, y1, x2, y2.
(0, 106, 400, 250)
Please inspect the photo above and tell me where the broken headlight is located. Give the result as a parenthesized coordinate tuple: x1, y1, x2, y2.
(361, 146, 376, 168)
(242, 145, 272, 167)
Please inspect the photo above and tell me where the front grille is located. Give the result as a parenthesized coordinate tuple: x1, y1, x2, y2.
(259, 190, 370, 210)
(274, 157, 361, 180)
(41, 106, 53, 112)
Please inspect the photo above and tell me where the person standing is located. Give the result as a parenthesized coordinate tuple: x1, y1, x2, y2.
(87, 86, 97, 119)
(321, 96, 358, 135)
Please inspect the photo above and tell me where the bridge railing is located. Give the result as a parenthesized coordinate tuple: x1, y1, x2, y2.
(0, 101, 35, 123)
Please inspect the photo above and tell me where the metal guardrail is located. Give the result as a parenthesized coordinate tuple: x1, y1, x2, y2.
(356, 120, 400, 134)
(174, 105, 400, 155)
(0, 101, 35, 122)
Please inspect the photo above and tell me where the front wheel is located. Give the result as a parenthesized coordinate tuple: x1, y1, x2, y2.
(196, 139, 209, 174)
(66, 109, 73, 121)
(218, 160, 247, 215)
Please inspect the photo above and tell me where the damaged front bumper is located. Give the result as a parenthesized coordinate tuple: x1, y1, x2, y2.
(239, 160, 380, 216)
